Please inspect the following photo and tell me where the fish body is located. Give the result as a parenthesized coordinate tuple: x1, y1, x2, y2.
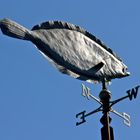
(0, 18, 130, 83)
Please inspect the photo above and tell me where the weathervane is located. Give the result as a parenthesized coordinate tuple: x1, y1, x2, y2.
(0, 18, 139, 140)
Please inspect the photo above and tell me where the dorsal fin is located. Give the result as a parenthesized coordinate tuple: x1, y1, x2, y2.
(32, 21, 122, 61)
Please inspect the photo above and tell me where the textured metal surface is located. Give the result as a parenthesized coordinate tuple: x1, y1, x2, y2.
(0, 18, 130, 83)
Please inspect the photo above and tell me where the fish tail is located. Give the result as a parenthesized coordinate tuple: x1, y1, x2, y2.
(0, 18, 32, 40)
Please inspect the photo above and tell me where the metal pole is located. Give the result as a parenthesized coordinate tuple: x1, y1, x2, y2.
(99, 80, 114, 140)
(100, 113, 112, 140)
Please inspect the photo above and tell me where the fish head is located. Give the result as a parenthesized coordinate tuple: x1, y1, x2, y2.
(104, 57, 130, 80)
(112, 61, 130, 79)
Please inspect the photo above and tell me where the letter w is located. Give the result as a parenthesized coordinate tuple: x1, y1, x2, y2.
(127, 86, 140, 100)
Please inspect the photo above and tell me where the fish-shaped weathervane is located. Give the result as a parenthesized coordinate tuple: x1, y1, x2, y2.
(0, 18, 130, 83)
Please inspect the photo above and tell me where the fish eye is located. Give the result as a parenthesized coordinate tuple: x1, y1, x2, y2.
(122, 67, 127, 73)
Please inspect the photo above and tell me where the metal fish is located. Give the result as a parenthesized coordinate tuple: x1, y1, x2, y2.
(0, 18, 130, 83)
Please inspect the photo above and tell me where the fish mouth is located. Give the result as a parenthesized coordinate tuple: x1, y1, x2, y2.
(125, 72, 130, 76)
(123, 72, 130, 77)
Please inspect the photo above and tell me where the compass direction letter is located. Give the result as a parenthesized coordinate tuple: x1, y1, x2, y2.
(82, 84, 91, 100)
(123, 112, 131, 127)
(111, 110, 131, 127)
(76, 111, 86, 126)
(127, 85, 140, 100)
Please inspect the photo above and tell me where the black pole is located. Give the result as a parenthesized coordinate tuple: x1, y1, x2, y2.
(100, 113, 114, 140)
(99, 80, 114, 140)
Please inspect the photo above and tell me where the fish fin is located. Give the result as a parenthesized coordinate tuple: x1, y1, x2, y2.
(88, 62, 104, 73)
(38, 49, 80, 79)
(76, 62, 104, 83)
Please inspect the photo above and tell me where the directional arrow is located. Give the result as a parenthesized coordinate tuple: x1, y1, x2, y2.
(76, 106, 102, 126)
(82, 84, 102, 104)
(110, 109, 131, 127)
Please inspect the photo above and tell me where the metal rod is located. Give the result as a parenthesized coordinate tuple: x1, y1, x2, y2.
(102, 78, 107, 90)
(100, 82, 114, 140)
(100, 112, 112, 140)
(106, 112, 111, 140)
